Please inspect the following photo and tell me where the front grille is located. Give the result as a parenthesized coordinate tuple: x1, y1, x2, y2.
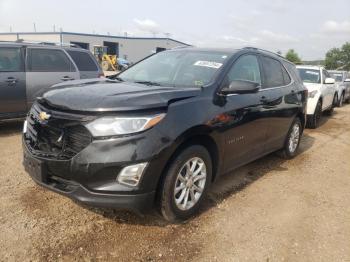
(25, 102, 92, 160)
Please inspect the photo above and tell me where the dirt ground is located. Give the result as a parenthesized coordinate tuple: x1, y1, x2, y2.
(0, 105, 350, 262)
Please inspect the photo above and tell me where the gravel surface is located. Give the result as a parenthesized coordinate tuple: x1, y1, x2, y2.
(0, 106, 350, 261)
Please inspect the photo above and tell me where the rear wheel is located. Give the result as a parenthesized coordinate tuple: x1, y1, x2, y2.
(158, 145, 212, 222)
(307, 100, 322, 129)
(101, 60, 110, 71)
(338, 93, 344, 107)
(279, 118, 302, 159)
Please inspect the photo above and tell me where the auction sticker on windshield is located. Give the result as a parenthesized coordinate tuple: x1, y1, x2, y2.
(194, 61, 223, 69)
(306, 71, 319, 75)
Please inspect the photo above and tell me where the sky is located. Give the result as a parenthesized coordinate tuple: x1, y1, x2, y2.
(0, 0, 349, 60)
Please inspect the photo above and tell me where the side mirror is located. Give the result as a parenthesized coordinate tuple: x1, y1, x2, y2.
(344, 78, 350, 83)
(221, 80, 260, 95)
(324, 78, 335, 84)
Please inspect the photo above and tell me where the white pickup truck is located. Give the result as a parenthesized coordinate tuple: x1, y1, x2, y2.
(296, 65, 337, 128)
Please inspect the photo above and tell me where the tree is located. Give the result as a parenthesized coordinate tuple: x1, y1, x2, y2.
(325, 47, 343, 70)
(340, 42, 350, 71)
(325, 42, 350, 70)
(285, 49, 302, 64)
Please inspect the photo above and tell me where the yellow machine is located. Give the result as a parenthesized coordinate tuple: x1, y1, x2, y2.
(93, 46, 118, 71)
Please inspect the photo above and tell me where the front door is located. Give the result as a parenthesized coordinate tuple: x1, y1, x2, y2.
(0, 46, 26, 117)
(25, 48, 79, 107)
(218, 54, 268, 172)
(322, 69, 334, 109)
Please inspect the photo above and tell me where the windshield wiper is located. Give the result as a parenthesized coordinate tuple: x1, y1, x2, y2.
(134, 81, 161, 86)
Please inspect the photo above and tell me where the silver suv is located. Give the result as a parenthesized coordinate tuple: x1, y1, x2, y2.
(0, 41, 103, 120)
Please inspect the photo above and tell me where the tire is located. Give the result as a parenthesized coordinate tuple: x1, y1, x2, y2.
(306, 100, 322, 129)
(159, 145, 212, 222)
(278, 118, 302, 159)
(338, 93, 344, 107)
(101, 60, 110, 71)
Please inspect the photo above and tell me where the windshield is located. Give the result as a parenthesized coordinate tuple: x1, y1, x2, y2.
(297, 68, 321, 84)
(329, 72, 343, 82)
(118, 50, 230, 87)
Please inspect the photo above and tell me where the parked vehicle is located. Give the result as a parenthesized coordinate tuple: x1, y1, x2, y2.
(117, 57, 130, 71)
(23, 47, 307, 222)
(296, 65, 337, 128)
(0, 41, 103, 120)
(328, 70, 350, 106)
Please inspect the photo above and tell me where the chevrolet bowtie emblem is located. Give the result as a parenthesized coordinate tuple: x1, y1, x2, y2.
(39, 111, 51, 121)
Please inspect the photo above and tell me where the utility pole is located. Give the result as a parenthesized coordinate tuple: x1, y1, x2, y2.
(53, 25, 56, 32)
(9, 26, 12, 32)
(33, 23, 36, 32)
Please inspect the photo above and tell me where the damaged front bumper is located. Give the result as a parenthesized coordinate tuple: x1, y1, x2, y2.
(22, 130, 170, 212)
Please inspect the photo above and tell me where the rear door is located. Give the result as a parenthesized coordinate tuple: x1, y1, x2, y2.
(0, 45, 26, 117)
(259, 55, 296, 151)
(66, 49, 102, 79)
(25, 47, 79, 106)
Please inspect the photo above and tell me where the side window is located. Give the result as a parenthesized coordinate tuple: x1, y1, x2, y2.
(261, 56, 285, 88)
(0, 47, 23, 72)
(324, 70, 331, 78)
(322, 70, 328, 82)
(28, 49, 73, 72)
(226, 55, 261, 84)
(67, 50, 98, 71)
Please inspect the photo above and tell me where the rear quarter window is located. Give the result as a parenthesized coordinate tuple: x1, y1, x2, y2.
(283, 61, 302, 84)
(67, 50, 98, 71)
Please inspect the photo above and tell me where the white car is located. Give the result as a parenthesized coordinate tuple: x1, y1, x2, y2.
(296, 66, 337, 128)
(328, 70, 350, 107)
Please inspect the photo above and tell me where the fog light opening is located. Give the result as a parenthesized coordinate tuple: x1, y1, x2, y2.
(117, 163, 148, 187)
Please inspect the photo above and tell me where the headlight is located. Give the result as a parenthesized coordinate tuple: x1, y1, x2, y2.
(308, 90, 318, 98)
(86, 113, 165, 137)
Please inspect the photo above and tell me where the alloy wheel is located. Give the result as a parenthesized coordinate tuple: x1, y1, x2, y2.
(288, 123, 300, 153)
(174, 157, 207, 211)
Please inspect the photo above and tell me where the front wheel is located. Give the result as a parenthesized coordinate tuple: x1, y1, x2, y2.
(338, 93, 344, 107)
(306, 100, 322, 129)
(158, 145, 212, 222)
(279, 118, 302, 159)
(325, 94, 337, 115)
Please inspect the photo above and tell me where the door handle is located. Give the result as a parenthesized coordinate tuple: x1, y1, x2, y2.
(61, 76, 74, 81)
(5, 77, 17, 84)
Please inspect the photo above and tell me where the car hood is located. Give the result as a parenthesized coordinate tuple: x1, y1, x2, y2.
(42, 79, 201, 112)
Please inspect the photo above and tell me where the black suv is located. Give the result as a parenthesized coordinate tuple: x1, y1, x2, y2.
(23, 47, 307, 221)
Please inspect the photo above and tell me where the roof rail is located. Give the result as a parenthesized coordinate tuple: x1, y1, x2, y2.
(10, 39, 79, 48)
(171, 45, 191, 49)
(243, 46, 284, 58)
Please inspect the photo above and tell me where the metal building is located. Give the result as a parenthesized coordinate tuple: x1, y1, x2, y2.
(0, 31, 190, 63)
